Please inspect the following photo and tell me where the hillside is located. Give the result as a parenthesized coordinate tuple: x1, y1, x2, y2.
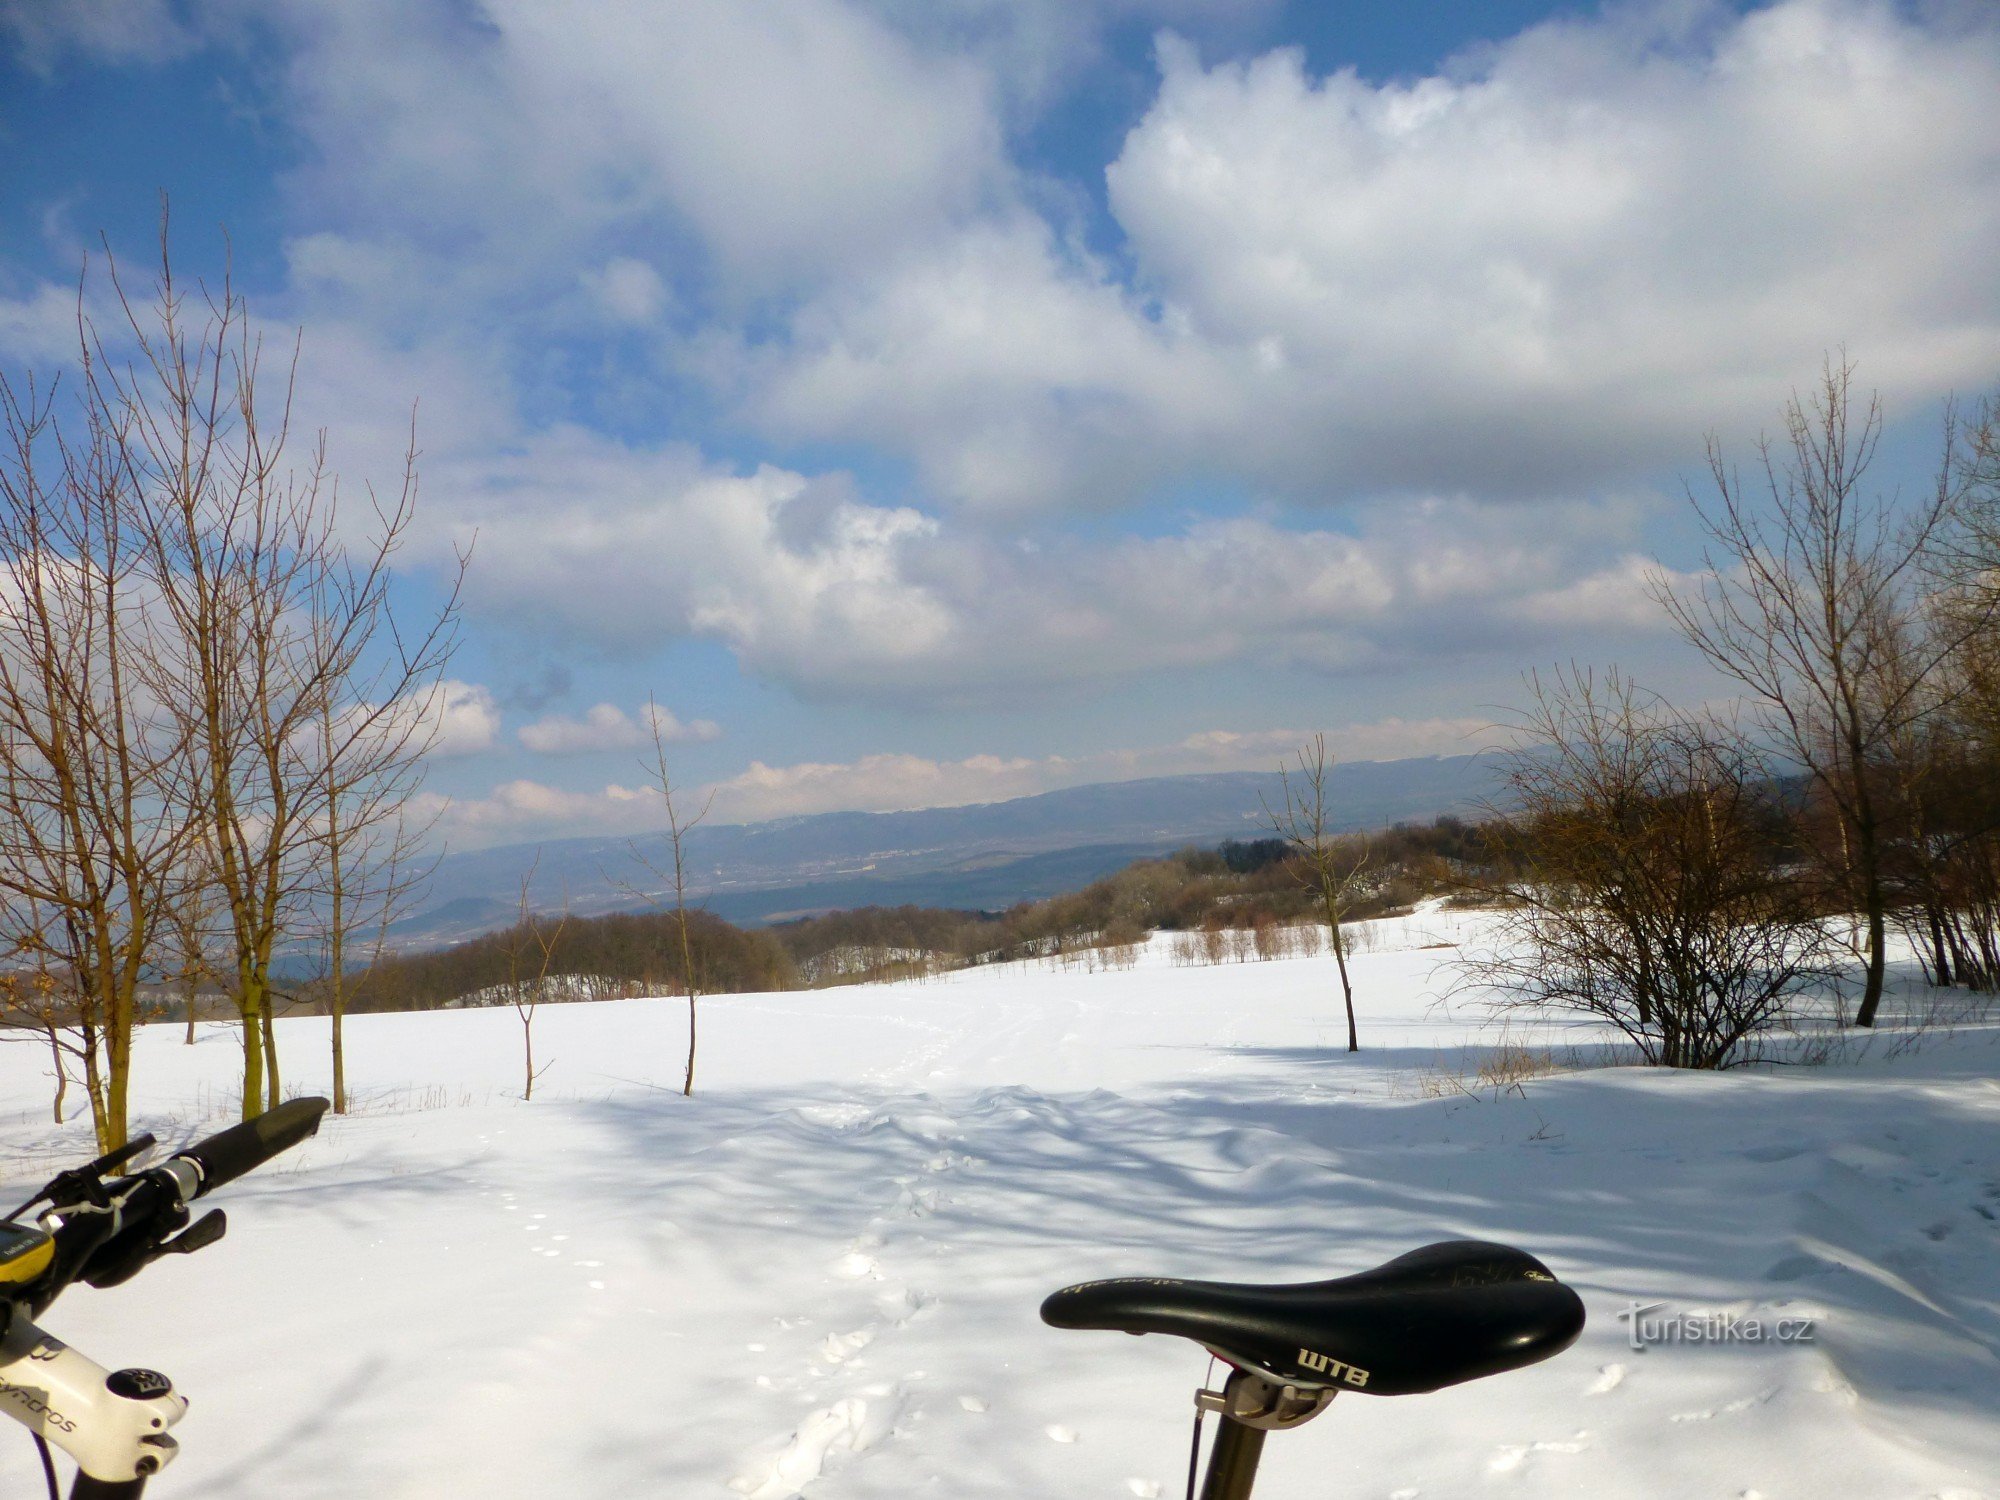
(393, 755, 1501, 946)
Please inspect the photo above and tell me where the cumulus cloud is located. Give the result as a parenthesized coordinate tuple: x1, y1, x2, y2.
(740, 218, 1236, 514)
(756, 0, 2000, 509)
(411, 420, 1683, 698)
(413, 777, 656, 847)
(518, 701, 721, 755)
(37, 0, 1992, 718)
(229, 0, 1009, 303)
(420, 680, 503, 757)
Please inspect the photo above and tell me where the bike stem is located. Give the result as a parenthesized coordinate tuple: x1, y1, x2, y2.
(0, 1313, 184, 1494)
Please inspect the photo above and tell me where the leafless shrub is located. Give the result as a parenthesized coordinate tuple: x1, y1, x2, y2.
(1458, 667, 1839, 1069)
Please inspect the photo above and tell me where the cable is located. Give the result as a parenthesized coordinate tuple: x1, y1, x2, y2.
(1185, 1355, 1218, 1500)
(33, 1432, 59, 1500)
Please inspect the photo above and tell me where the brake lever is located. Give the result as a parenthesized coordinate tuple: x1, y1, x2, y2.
(159, 1209, 227, 1258)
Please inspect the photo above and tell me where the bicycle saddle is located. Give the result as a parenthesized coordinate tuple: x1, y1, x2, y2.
(1041, 1239, 1585, 1396)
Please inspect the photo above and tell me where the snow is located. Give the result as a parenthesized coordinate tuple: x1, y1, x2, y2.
(2, 911, 1995, 1498)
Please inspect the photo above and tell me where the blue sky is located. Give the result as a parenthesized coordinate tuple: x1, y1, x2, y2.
(2, 0, 1995, 848)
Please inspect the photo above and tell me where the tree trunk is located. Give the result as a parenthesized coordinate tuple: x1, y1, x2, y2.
(240, 997, 265, 1120)
(331, 1003, 347, 1114)
(46, 1025, 66, 1124)
(104, 993, 131, 1154)
(1323, 897, 1359, 1054)
(683, 995, 697, 1095)
(261, 1003, 282, 1108)
(1853, 792, 1887, 1027)
(1859, 892, 1888, 1027)
(1927, 906, 1953, 988)
(80, 1024, 110, 1154)
(1332, 933, 1358, 1053)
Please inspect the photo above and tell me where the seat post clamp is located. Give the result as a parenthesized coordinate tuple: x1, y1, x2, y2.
(1195, 1369, 1336, 1431)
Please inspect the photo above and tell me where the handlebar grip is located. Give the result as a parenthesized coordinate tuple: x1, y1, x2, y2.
(172, 1096, 329, 1197)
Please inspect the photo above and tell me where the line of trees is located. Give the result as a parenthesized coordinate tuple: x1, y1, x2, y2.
(350, 906, 795, 1014)
(0, 223, 458, 1147)
(1474, 363, 2000, 1066)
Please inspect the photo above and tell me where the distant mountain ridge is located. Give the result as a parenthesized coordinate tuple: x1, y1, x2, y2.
(392, 754, 1501, 948)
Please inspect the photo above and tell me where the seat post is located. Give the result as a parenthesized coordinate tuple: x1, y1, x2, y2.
(1198, 1416, 1266, 1500)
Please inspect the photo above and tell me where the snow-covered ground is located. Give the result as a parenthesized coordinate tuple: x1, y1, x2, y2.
(1, 910, 1995, 1498)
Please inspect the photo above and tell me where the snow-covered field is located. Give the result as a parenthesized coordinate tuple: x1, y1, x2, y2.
(2, 911, 1995, 1498)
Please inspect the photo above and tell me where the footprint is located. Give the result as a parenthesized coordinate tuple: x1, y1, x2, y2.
(957, 1395, 988, 1413)
(1670, 1387, 1778, 1423)
(875, 1287, 933, 1323)
(1488, 1435, 1588, 1472)
(1586, 1364, 1625, 1394)
(1127, 1481, 1161, 1498)
(832, 1251, 881, 1280)
(729, 1384, 905, 1499)
(818, 1329, 876, 1365)
(1045, 1424, 1078, 1443)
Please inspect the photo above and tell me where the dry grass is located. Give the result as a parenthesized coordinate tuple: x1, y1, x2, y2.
(1398, 1039, 1580, 1101)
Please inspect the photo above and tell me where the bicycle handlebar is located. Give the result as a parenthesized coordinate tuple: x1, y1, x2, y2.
(167, 1096, 329, 1198)
(1, 1097, 332, 1496)
(11, 1097, 331, 1305)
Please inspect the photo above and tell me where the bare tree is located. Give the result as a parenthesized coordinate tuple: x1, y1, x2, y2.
(0, 352, 196, 1149)
(632, 697, 713, 1095)
(0, 957, 84, 1126)
(155, 836, 235, 1047)
(502, 860, 567, 1101)
(1892, 390, 2000, 991)
(308, 670, 440, 1114)
(1266, 734, 1368, 1052)
(1653, 359, 1983, 1026)
(1464, 668, 1834, 1068)
(94, 223, 462, 1118)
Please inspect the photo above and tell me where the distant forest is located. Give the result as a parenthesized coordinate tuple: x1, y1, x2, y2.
(341, 816, 1505, 1012)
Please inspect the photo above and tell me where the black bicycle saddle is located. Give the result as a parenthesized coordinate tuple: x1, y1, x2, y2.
(1041, 1239, 1585, 1395)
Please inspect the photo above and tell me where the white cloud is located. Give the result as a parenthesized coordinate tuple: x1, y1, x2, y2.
(414, 428, 956, 675)
(1095, 1, 2000, 494)
(233, 0, 1008, 301)
(409, 418, 1681, 698)
(518, 701, 721, 755)
(581, 258, 670, 325)
(421, 679, 503, 757)
(740, 217, 1237, 514)
(0, 284, 87, 366)
(413, 777, 655, 847)
(44, 0, 1990, 721)
(750, 0, 2000, 510)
